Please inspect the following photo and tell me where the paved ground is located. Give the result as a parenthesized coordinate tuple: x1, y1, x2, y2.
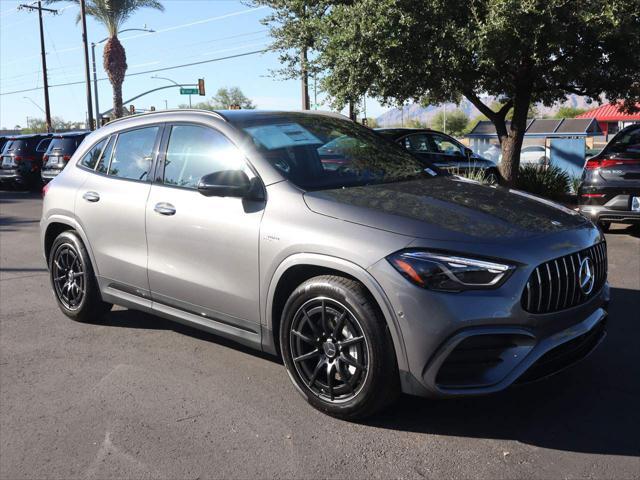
(1, 189, 639, 480)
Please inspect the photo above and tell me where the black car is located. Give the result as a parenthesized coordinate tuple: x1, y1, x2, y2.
(578, 124, 640, 231)
(0, 136, 10, 154)
(41, 131, 90, 183)
(376, 128, 501, 184)
(0, 133, 52, 189)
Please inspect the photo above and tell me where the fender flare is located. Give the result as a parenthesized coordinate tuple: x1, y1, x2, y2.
(263, 253, 409, 373)
(42, 214, 100, 276)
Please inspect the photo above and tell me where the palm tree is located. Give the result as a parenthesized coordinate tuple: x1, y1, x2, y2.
(50, 0, 164, 118)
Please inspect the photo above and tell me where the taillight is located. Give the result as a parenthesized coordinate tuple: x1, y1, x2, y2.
(13, 155, 22, 163)
(63, 155, 70, 162)
(581, 193, 605, 198)
(42, 182, 50, 197)
(43, 154, 49, 162)
(586, 157, 640, 169)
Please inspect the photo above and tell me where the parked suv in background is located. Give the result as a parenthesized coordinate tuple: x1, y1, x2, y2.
(42, 131, 89, 183)
(41, 110, 608, 419)
(578, 124, 640, 231)
(0, 133, 52, 189)
(377, 128, 501, 184)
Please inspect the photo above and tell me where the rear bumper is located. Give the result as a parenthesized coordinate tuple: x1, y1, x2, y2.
(41, 169, 62, 182)
(578, 187, 640, 224)
(0, 168, 23, 183)
(579, 204, 640, 224)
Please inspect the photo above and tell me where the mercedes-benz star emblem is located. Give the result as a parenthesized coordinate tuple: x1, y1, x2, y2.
(579, 257, 595, 295)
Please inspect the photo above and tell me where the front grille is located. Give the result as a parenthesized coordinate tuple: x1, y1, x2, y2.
(522, 242, 607, 314)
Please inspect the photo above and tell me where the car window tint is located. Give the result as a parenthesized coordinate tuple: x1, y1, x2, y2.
(95, 137, 115, 173)
(402, 134, 433, 152)
(163, 125, 245, 189)
(36, 138, 51, 152)
(431, 134, 463, 156)
(80, 138, 107, 169)
(109, 127, 158, 181)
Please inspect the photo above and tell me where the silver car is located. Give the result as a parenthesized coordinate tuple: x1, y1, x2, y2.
(41, 110, 609, 419)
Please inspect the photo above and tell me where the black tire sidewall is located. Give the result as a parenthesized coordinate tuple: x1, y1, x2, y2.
(48, 231, 105, 322)
(280, 276, 397, 419)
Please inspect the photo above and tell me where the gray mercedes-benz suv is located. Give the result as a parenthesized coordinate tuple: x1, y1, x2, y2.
(41, 110, 609, 419)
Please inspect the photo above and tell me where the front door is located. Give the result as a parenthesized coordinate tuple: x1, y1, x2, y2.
(145, 123, 265, 332)
(75, 125, 161, 296)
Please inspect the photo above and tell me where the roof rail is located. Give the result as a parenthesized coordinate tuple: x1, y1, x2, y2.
(104, 109, 227, 127)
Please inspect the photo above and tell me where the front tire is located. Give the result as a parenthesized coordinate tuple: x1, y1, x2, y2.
(49, 231, 112, 322)
(280, 275, 399, 419)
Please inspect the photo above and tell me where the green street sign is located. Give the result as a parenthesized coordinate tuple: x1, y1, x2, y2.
(180, 88, 198, 95)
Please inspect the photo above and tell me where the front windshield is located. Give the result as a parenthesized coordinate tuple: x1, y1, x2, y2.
(236, 114, 437, 190)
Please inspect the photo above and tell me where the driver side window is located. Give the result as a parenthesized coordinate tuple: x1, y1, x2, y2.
(162, 125, 246, 189)
(431, 134, 464, 156)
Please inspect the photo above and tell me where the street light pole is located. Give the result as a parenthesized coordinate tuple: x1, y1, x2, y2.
(91, 42, 100, 127)
(79, 0, 94, 130)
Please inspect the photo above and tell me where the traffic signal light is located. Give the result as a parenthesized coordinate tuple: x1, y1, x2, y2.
(198, 78, 205, 96)
(150, 106, 156, 111)
(362, 118, 368, 126)
(129, 105, 135, 114)
(229, 104, 241, 110)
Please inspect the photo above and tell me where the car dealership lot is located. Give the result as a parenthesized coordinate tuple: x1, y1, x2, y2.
(1, 190, 639, 479)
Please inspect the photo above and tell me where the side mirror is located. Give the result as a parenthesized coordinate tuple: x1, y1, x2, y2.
(197, 170, 251, 198)
(464, 148, 473, 159)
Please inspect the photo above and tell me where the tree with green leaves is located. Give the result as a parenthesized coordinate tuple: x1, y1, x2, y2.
(554, 106, 588, 119)
(180, 87, 256, 110)
(48, 0, 164, 118)
(430, 109, 470, 137)
(246, 0, 328, 110)
(270, 0, 640, 184)
(22, 116, 85, 133)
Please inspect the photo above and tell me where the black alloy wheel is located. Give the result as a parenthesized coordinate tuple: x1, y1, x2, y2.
(289, 297, 369, 403)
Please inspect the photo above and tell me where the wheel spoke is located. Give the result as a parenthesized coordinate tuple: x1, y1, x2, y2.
(338, 336, 364, 348)
(337, 360, 355, 393)
(293, 349, 320, 363)
(332, 311, 347, 338)
(54, 259, 63, 271)
(302, 308, 321, 338)
(54, 274, 66, 281)
(340, 352, 365, 371)
(326, 363, 335, 401)
(321, 300, 331, 335)
(308, 357, 325, 388)
(292, 329, 315, 345)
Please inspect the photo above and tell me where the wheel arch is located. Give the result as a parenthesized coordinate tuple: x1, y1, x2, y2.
(263, 253, 408, 373)
(42, 215, 98, 274)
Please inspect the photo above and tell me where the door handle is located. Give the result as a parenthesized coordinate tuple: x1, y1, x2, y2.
(154, 202, 176, 216)
(82, 191, 100, 202)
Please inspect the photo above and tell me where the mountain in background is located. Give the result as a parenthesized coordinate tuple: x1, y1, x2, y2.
(375, 94, 597, 127)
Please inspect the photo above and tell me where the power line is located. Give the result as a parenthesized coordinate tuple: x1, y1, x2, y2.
(1, 49, 268, 96)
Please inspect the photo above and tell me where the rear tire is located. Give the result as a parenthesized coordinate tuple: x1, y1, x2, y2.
(48, 231, 112, 323)
(280, 275, 399, 419)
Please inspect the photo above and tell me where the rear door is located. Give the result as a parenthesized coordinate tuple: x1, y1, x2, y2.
(75, 125, 161, 297)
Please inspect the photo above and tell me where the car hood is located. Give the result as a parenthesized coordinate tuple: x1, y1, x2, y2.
(303, 177, 590, 243)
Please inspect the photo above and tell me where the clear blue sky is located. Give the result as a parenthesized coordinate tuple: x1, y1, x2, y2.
(0, 0, 386, 128)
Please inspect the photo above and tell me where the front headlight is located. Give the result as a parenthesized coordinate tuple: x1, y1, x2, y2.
(387, 250, 515, 292)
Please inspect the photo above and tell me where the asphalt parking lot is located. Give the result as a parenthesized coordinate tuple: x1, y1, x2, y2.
(1, 189, 639, 480)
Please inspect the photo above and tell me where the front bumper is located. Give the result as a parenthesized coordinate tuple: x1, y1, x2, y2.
(368, 231, 609, 398)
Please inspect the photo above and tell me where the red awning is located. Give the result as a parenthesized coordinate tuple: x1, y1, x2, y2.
(576, 102, 640, 122)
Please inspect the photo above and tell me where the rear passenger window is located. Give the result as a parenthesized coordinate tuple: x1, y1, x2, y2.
(162, 125, 245, 189)
(80, 138, 107, 169)
(108, 126, 159, 181)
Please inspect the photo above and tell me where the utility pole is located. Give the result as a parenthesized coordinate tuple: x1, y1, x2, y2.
(18, 2, 57, 133)
(79, 0, 94, 130)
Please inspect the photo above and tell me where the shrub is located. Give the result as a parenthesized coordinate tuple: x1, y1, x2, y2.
(515, 164, 570, 200)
